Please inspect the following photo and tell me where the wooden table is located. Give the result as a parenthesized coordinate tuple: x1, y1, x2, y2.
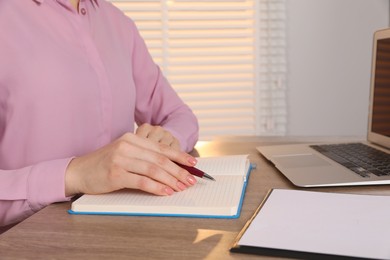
(1, 136, 389, 259)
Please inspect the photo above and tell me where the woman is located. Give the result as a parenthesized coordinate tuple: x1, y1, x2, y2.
(0, 0, 199, 229)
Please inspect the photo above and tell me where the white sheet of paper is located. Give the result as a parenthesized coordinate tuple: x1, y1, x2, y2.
(238, 189, 390, 259)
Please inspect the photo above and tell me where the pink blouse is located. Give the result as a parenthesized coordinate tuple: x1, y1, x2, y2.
(0, 0, 198, 227)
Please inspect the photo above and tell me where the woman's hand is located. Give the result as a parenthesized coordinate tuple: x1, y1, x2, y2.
(65, 133, 197, 197)
(135, 123, 181, 151)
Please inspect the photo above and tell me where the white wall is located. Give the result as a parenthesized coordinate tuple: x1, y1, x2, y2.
(286, 0, 389, 137)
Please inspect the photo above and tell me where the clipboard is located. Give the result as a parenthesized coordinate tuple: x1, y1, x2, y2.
(230, 189, 390, 260)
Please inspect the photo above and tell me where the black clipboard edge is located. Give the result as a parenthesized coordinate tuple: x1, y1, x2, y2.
(230, 188, 377, 260)
(230, 245, 374, 260)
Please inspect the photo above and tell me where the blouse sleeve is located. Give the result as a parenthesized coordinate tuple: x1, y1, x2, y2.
(129, 21, 199, 152)
(0, 158, 72, 226)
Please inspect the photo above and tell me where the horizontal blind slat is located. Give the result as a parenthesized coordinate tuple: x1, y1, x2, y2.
(110, 0, 286, 140)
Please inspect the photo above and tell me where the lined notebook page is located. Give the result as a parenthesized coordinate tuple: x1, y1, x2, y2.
(195, 155, 249, 176)
(71, 155, 250, 217)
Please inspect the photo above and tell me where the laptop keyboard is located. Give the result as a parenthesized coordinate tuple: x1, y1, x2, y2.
(310, 143, 390, 178)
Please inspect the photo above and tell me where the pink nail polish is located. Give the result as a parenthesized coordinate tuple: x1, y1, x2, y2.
(187, 175, 197, 185)
(164, 187, 174, 195)
(177, 181, 187, 191)
(188, 157, 197, 166)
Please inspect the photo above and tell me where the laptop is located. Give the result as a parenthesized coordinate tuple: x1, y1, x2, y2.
(257, 28, 390, 187)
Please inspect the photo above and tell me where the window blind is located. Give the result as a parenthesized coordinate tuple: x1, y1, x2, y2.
(109, 0, 287, 140)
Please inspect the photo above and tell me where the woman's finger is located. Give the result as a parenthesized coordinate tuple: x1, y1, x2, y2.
(122, 133, 196, 166)
(112, 142, 197, 189)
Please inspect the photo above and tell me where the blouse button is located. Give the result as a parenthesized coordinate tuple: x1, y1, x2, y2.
(80, 8, 86, 15)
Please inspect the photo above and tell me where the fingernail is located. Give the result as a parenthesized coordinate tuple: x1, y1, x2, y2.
(187, 175, 197, 185)
(188, 157, 197, 166)
(177, 181, 187, 191)
(164, 187, 174, 195)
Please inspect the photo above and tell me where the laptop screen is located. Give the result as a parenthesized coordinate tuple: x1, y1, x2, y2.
(368, 30, 390, 149)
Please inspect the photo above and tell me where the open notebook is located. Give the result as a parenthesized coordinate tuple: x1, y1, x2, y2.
(69, 155, 252, 218)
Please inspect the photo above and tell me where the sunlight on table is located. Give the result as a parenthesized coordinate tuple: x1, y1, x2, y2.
(194, 229, 236, 259)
